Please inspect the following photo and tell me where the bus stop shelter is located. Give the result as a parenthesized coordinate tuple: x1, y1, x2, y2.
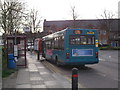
(6, 35, 27, 67)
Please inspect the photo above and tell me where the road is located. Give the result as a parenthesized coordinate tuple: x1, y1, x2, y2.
(36, 50, 119, 88)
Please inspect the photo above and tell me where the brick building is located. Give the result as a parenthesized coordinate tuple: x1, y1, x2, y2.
(43, 19, 119, 47)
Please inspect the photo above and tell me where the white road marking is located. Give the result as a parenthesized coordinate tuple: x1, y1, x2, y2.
(99, 58, 106, 61)
(97, 72, 106, 77)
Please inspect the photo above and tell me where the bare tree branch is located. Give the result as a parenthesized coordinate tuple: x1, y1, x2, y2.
(98, 9, 116, 45)
(70, 5, 79, 28)
(26, 9, 42, 33)
(70, 5, 79, 20)
(0, 0, 25, 35)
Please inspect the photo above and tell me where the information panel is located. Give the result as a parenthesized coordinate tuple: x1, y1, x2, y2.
(72, 49, 93, 56)
(14, 45, 18, 57)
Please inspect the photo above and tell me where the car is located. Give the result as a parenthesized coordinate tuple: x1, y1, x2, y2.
(27, 46, 34, 51)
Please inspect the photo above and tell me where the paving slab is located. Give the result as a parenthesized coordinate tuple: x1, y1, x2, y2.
(2, 72, 17, 88)
(44, 81, 63, 88)
(29, 72, 40, 77)
(30, 77, 43, 81)
(16, 68, 30, 85)
(15, 52, 71, 88)
(53, 73, 71, 88)
(30, 80, 44, 85)
(16, 84, 31, 88)
(28, 64, 38, 72)
(31, 85, 47, 88)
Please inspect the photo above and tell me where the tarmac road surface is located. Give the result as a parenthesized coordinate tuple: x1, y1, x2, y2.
(41, 50, 119, 88)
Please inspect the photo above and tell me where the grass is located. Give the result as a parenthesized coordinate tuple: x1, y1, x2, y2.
(2, 68, 18, 78)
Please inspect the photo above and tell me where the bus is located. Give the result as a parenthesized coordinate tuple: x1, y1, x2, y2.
(42, 28, 99, 66)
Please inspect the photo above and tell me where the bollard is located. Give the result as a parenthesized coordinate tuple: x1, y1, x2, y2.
(37, 51, 40, 60)
(72, 68, 78, 90)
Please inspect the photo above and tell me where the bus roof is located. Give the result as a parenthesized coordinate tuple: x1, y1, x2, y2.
(35, 38, 42, 40)
(42, 28, 97, 41)
(67, 27, 97, 31)
(42, 28, 66, 41)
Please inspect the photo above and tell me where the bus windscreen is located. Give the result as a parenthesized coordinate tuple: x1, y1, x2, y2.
(70, 35, 95, 45)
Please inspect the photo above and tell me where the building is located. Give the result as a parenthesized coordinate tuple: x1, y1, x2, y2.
(43, 19, 119, 47)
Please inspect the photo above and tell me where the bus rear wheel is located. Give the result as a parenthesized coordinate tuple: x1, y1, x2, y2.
(79, 65, 86, 69)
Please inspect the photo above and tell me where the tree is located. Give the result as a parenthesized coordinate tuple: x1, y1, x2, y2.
(98, 9, 115, 46)
(0, 0, 25, 35)
(71, 6, 79, 20)
(0, 0, 25, 46)
(24, 9, 42, 43)
(25, 9, 42, 33)
(70, 5, 79, 28)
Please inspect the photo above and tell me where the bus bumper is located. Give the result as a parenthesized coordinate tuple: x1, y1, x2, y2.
(61, 59, 99, 65)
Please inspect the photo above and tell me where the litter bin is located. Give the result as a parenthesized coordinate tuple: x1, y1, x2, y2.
(8, 54, 16, 69)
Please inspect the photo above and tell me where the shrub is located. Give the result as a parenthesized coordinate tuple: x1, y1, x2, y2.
(99, 46, 120, 50)
(113, 47, 120, 50)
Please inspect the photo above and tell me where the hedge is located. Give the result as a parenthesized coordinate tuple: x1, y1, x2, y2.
(99, 47, 120, 50)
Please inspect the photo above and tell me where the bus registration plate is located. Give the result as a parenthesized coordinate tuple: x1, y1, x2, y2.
(72, 49, 93, 56)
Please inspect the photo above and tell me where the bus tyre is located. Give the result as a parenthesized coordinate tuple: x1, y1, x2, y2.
(80, 65, 86, 69)
(81, 65, 85, 67)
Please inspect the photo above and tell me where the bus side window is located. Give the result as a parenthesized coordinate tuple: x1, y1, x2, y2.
(58, 37, 60, 49)
(51, 39, 54, 49)
(49, 41, 51, 49)
(70, 37, 75, 45)
(45, 42, 48, 49)
(54, 38, 58, 49)
(46, 41, 51, 49)
(61, 36, 64, 50)
(59, 36, 64, 50)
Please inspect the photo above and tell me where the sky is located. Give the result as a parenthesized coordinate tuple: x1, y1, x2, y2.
(118, 1, 120, 18)
(0, 0, 119, 35)
(24, 0, 119, 21)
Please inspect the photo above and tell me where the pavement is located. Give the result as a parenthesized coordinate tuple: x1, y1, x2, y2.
(3, 52, 71, 89)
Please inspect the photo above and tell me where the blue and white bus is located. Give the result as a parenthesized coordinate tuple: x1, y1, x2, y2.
(42, 28, 99, 66)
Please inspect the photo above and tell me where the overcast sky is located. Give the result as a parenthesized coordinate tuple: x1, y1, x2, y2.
(24, 0, 119, 20)
(0, 0, 119, 35)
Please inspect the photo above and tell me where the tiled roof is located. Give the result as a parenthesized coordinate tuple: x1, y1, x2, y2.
(44, 19, 118, 31)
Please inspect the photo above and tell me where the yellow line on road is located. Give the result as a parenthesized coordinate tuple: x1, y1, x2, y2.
(42, 61, 90, 89)
(48, 62, 62, 73)
(42, 61, 62, 73)
(42, 61, 55, 73)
